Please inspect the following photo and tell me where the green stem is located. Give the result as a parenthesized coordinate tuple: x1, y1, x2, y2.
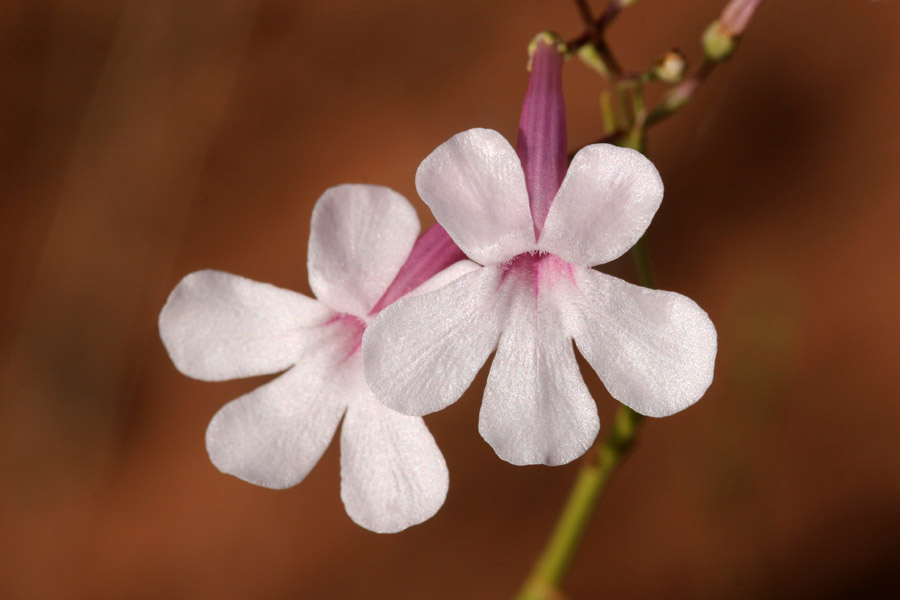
(645, 59, 716, 128)
(514, 408, 644, 600)
(631, 235, 655, 289)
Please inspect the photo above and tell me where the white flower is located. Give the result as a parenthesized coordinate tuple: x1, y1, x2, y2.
(362, 129, 718, 466)
(160, 184, 468, 533)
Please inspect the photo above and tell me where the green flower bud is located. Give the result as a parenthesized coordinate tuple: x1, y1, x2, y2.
(702, 20, 737, 62)
(652, 50, 688, 83)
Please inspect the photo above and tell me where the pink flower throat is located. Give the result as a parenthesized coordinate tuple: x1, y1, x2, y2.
(499, 252, 574, 298)
(324, 313, 367, 361)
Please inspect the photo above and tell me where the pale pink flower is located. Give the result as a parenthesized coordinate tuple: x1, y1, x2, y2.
(160, 185, 468, 532)
(363, 40, 717, 466)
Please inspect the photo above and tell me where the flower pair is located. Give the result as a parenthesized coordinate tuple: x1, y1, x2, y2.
(159, 38, 717, 533)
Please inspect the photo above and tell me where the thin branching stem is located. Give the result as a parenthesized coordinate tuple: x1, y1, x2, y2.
(573, 0, 597, 33)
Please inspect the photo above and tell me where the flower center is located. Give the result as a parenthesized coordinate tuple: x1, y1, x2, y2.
(499, 252, 574, 298)
(323, 313, 367, 361)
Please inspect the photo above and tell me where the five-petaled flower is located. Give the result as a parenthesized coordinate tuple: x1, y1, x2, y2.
(159, 185, 469, 533)
(362, 39, 717, 466)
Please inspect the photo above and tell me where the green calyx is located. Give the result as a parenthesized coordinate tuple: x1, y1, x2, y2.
(702, 20, 738, 62)
(527, 31, 567, 70)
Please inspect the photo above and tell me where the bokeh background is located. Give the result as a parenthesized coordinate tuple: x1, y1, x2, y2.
(2, 1, 899, 598)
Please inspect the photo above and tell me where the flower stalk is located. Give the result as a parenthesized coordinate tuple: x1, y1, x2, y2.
(515, 0, 767, 593)
(514, 406, 644, 600)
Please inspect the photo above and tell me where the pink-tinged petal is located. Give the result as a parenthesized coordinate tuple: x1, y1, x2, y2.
(206, 371, 339, 489)
(370, 224, 466, 314)
(517, 36, 567, 237)
(538, 144, 663, 266)
(309, 184, 420, 316)
(340, 371, 448, 533)
(567, 267, 717, 417)
(159, 270, 334, 382)
(478, 265, 599, 466)
(363, 266, 504, 416)
(205, 319, 361, 489)
(415, 128, 534, 265)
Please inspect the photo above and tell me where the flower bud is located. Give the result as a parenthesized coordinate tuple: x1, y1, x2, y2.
(651, 50, 688, 83)
(658, 78, 700, 114)
(703, 0, 765, 62)
(702, 20, 737, 61)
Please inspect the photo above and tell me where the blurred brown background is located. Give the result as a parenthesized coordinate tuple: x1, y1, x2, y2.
(2, 1, 899, 598)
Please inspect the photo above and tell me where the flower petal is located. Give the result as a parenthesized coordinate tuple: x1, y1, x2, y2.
(568, 267, 717, 417)
(205, 321, 359, 488)
(406, 259, 481, 298)
(363, 266, 504, 416)
(340, 376, 448, 533)
(159, 270, 333, 381)
(415, 128, 534, 265)
(479, 284, 599, 466)
(538, 144, 664, 266)
(308, 184, 420, 316)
